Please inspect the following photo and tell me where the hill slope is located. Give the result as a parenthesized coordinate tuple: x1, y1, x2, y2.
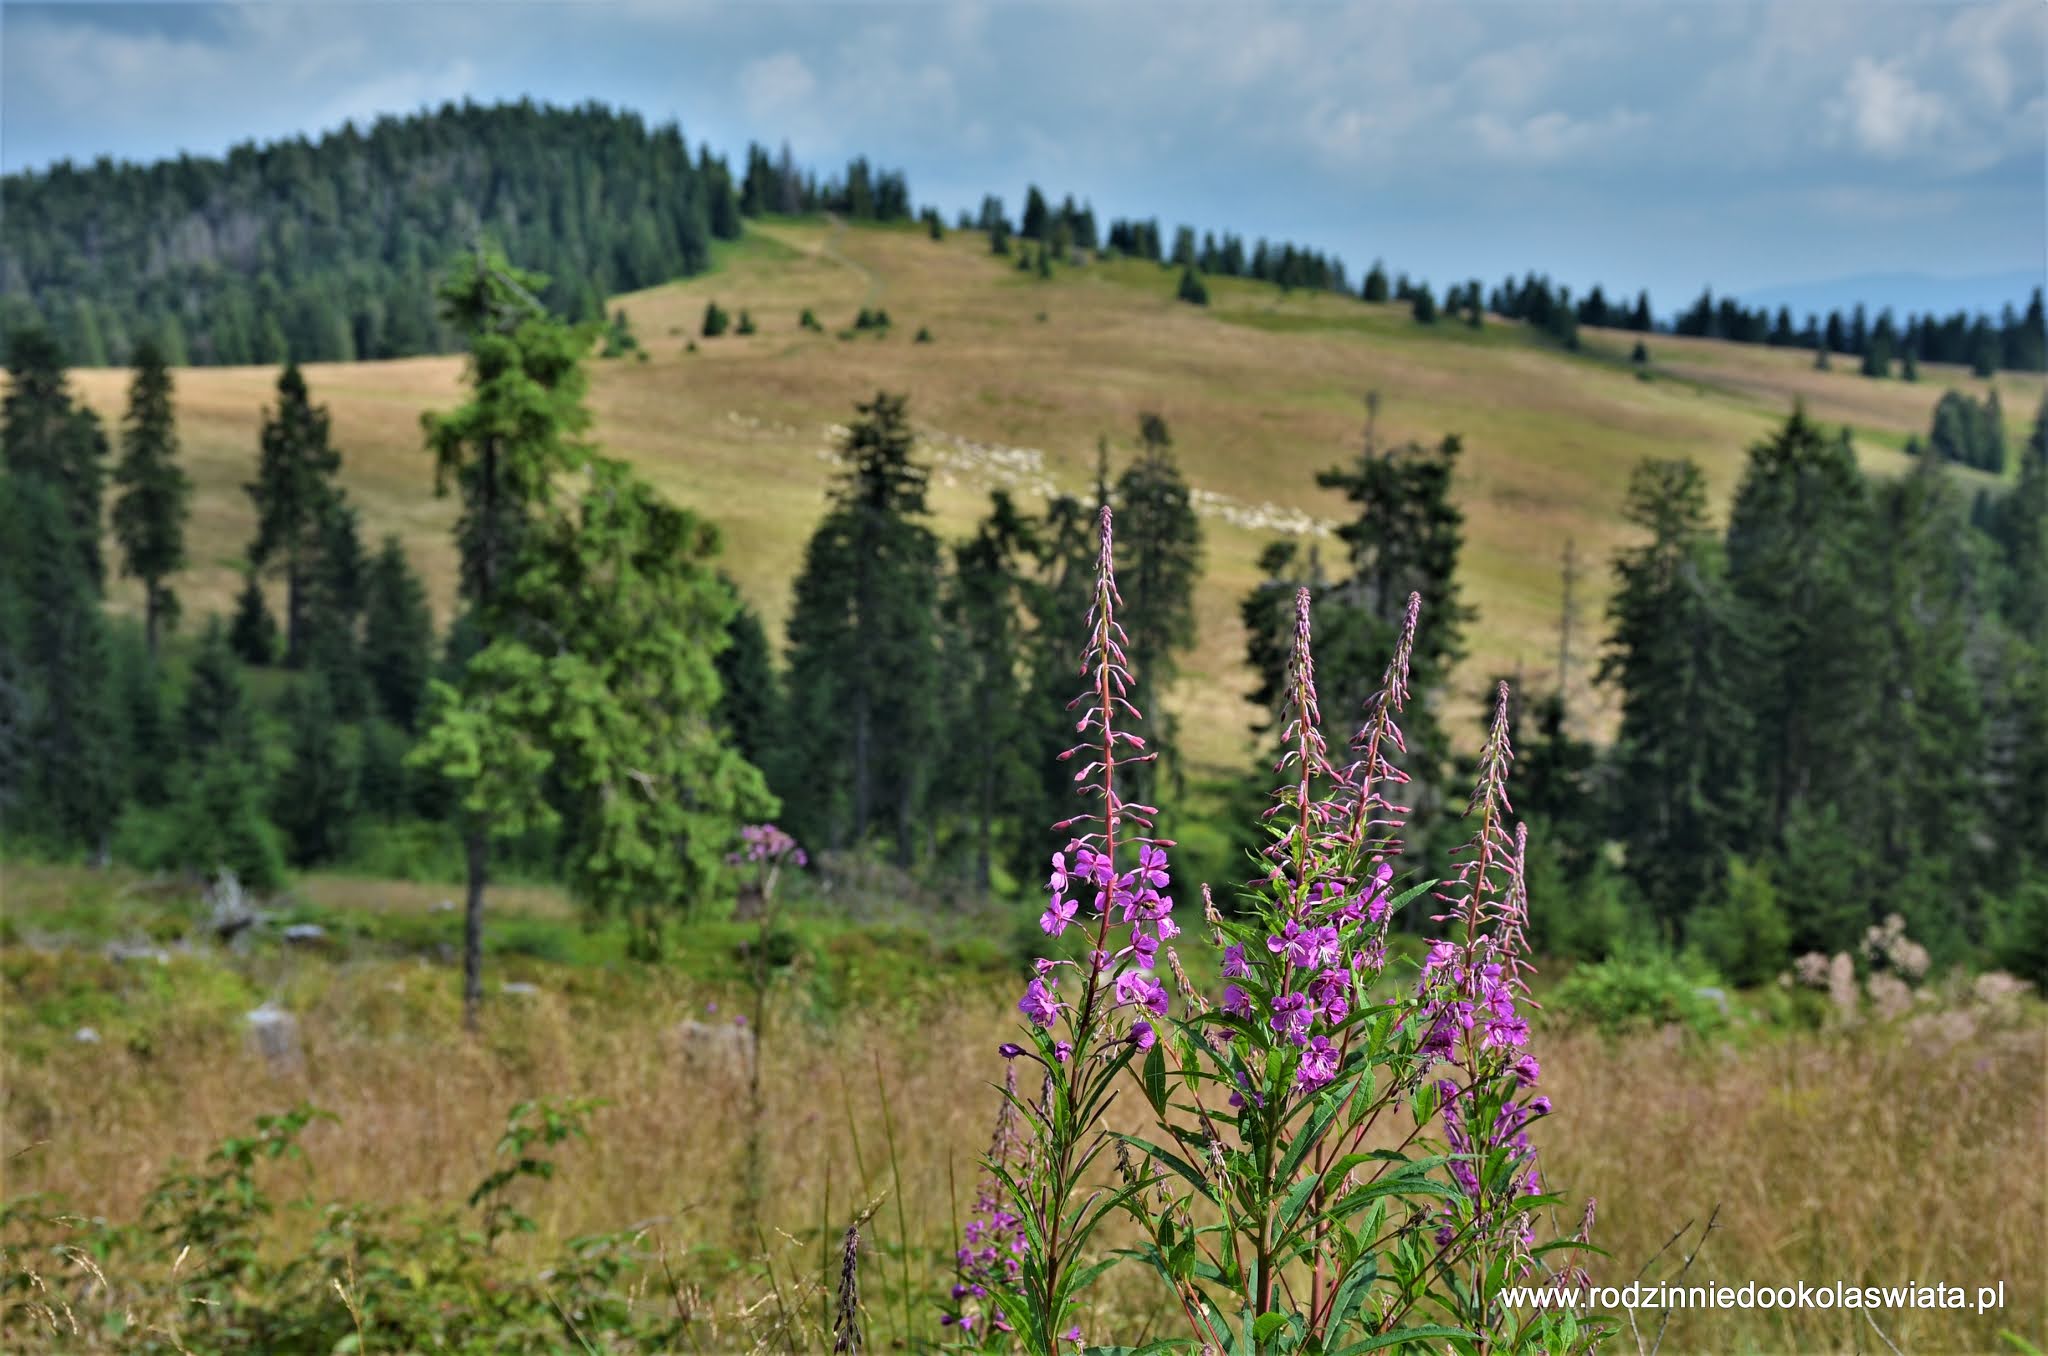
(66, 219, 2044, 775)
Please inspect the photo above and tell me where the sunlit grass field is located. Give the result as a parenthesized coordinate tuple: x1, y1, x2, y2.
(62, 218, 2044, 772)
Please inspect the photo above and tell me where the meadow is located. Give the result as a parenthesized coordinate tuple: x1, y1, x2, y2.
(61, 218, 2045, 767)
(3, 862, 2042, 1353)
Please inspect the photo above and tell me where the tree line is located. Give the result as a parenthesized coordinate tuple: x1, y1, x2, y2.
(10, 96, 2043, 377)
(0, 100, 913, 369)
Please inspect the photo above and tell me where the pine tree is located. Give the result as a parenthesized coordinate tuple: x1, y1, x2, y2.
(1598, 458, 1753, 923)
(1411, 285, 1437, 324)
(247, 363, 342, 664)
(3, 328, 109, 594)
(360, 535, 434, 731)
(111, 340, 191, 656)
(1176, 266, 1209, 306)
(272, 674, 358, 867)
(783, 391, 942, 862)
(229, 570, 280, 665)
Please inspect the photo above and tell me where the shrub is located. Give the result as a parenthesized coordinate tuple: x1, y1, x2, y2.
(735, 309, 756, 336)
(1987, 876, 2048, 987)
(1550, 948, 1730, 1038)
(799, 307, 822, 332)
(1175, 264, 1208, 306)
(914, 326, 933, 343)
(1685, 856, 1791, 987)
(701, 301, 729, 337)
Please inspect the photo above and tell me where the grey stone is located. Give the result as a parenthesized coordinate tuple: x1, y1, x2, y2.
(244, 1003, 303, 1075)
(501, 981, 540, 996)
(672, 1019, 756, 1080)
(282, 923, 329, 945)
(74, 1026, 101, 1044)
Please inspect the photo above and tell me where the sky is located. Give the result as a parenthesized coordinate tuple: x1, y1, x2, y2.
(3, 0, 2044, 314)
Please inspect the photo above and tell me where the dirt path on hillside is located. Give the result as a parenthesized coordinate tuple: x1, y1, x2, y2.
(819, 213, 883, 309)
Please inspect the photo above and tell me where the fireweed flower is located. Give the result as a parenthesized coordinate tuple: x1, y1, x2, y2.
(943, 1064, 1029, 1336)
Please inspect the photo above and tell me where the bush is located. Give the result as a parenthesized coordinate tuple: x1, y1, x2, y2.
(799, 307, 822, 332)
(1549, 948, 1731, 1038)
(1176, 265, 1208, 306)
(735, 309, 756, 336)
(1989, 876, 2048, 987)
(701, 301, 729, 338)
(1685, 856, 1791, 987)
(914, 326, 932, 343)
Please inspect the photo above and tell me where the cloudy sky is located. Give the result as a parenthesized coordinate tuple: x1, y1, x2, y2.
(3, 0, 2042, 313)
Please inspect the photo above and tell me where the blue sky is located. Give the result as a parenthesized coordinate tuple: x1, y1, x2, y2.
(3, 0, 2043, 315)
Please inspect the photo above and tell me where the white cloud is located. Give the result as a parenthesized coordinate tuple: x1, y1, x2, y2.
(1465, 107, 1649, 166)
(314, 60, 480, 132)
(1833, 56, 1949, 157)
(737, 51, 817, 122)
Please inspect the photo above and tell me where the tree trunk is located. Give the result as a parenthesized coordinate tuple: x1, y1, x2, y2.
(463, 826, 487, 1032)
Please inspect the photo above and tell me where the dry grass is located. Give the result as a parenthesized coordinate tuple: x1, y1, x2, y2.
(58, 221, 2045, 770)
(4, 954, 2041, 1353)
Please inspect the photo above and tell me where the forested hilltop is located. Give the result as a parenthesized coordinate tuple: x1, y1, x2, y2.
(8, 97, 2044, 375)
(0, 100, 911, 367)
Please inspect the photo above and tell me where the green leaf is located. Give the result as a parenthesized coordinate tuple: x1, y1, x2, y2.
(1332, 1325, 1475, 1355)
(1143, 1044, 1169, 1114)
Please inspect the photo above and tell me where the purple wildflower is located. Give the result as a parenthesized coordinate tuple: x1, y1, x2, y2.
(1018, 978, 1060, 1028)
(1222, 943, 1249, 978)
(1296, 1035, 1340, 1091)
(1040, 894, 1079, 936)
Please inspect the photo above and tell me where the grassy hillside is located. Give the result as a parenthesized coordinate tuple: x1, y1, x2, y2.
(66, 218, 2044, 774)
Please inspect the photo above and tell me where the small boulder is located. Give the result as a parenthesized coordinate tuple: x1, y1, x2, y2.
(282, 923, 329, 946)
(672, 1019, 756, 1080)
(74, 1026, 101, 1044)
(501, 981, 540, 997)
(244, 1003, 303, 1075)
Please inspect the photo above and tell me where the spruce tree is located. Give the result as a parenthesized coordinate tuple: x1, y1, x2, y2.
(1176, 266, 1209, 306)
(1724, 409, 1881, 835)
(415, 456, 773, 958)
(112, 340, 191, 656)
(360, 535, 434, 731)
(3, 328, 109, 594)
(1362, 261, 1390, 303)
(783, 392, 941, 862)
(181, 616, 255, 762)
(1862, 449, 1991, 919)
(229, 570, 280, 665)
(414, 245, 597, 1027)
(939, 491, 1039, 888)
(1598, 458, 1753, 923)
(714, 583, 784, 784)
(2, 473, 121, 854)
(1113, 415, 1203, 801)
(1411, 284, 1437, 324)
(1312, 402, 1473, 813)
(247, 363, 342, 664)
(272, 674, 358, 867)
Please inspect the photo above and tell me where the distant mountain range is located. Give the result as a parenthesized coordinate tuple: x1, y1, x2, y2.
(1732, 271, 2044, 324)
